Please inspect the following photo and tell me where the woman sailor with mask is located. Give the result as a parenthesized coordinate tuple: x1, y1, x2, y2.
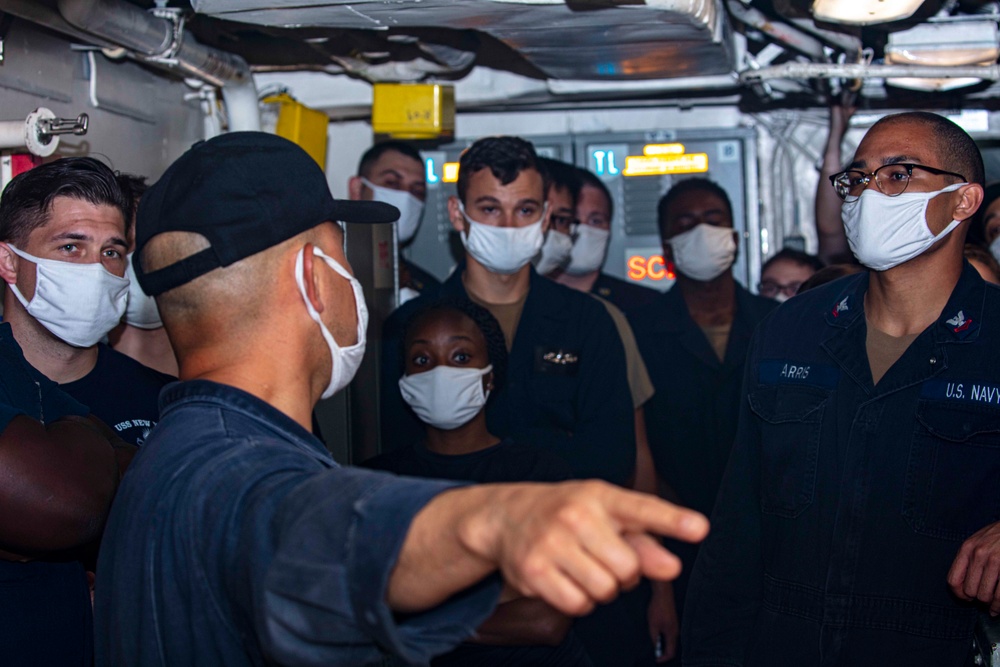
(365, 297, 593, 667)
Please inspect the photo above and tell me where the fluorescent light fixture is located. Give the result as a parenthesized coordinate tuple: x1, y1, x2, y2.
(885, 20, 998, 91)
(812, 0, 925, 25)
(886, 21, 999, 66)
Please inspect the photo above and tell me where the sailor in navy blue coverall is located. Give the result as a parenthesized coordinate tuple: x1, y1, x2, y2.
(684, 111, 1000, 667)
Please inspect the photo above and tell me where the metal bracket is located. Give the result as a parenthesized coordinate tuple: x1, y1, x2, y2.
(37, 113, 89, 139)
(145, 7, 186, 65)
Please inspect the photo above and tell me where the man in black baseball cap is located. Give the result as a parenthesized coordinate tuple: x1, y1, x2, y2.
(94, 131, 708, 667)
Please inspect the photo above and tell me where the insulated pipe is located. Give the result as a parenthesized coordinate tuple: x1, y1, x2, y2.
(726, 0, 827, 60)
(741, 62, 1000, 83)
(57, 0, 260, 131)
(0, 108, 59, 157)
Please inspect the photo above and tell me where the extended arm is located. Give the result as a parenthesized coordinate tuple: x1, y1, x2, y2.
(257, 467, 707, 666)
(0, 414, 120, 555)
(815, 99, 856, 264)
(389, 480, 708, 616)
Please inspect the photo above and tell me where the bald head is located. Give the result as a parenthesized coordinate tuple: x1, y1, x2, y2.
(870, 112, 984, 187)
(141, 229, 304, 346)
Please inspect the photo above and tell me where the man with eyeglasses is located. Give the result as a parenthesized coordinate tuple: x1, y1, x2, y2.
(547, 168, 659, 316)
(535, 157, 672, 665)
(683, 111, 998, 667)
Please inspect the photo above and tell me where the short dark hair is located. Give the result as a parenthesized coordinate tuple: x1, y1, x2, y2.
(576, 167, 614, 221)
(0, 157, 129, 246)
(456, 136, 547, 204)
(357, 141, 423, 178)
(872, 112, 985, 187)
(762, 248, 825, 274)
(116, 172, 149, 234)
(538, 157, 581, 204)
(657, 177, 734, 239)
(402, 297, 508, 399)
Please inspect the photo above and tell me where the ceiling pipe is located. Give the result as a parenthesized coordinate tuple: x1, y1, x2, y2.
(788, 19, 862, 57)
(726, 0, 828, 60)
(741, 62, 1000, 83)
(547, 74, 738, 95)
(56, 0, 259, 132)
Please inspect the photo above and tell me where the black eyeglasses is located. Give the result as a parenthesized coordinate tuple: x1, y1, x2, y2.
(758, 279, 802, 299)
(829, 163, 966, 202)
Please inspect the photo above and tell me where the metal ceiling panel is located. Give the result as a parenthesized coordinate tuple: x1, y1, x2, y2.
(191, 0, 732, 81)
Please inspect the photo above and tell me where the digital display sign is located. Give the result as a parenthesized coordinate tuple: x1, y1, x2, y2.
(627, 254, 675, 282)
(642, 143, 685, 156)
(623, 153, 709, 177)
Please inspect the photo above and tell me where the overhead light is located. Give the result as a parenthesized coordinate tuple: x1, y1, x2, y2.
(811, 0, 925, 25)
(884, 20, 999, 91)
(886, 21, 1000, 67)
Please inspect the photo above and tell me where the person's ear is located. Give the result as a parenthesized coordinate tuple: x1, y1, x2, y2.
(448, 196, 467, 234)
(300, 244, 325, 315)
(954, 183, 985, 222)
(347, 176, 366, 201)
(0, 243, 20, 285)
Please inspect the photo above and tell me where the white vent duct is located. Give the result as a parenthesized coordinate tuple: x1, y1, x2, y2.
(57, 0, 260, 131)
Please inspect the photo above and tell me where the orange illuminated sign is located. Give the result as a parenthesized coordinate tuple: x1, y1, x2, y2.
(623, 153, 709, 177)
(642, 142, 685, 156)
(627, 254, 675, 281)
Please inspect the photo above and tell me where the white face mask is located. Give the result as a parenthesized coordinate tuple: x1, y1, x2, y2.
(842, 184, 966, 272)
(458, 201, 547, 275)
(6, 244, 129, 348)
(361, 178, 424, 244)
(990, 236, 1000, 266)
(399, 364, 492, 430)
(123, 252, 163, 329)
(295, 245, 368, 399)
(668, 223, 737, 282)
(565, 224, 611, 275)
(534, 229, 573, 275)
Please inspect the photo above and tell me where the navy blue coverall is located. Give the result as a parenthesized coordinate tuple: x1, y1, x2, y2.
(684, 263, 1000, 667)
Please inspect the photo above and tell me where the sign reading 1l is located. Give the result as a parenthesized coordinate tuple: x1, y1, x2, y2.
(588, 144, 629, 179)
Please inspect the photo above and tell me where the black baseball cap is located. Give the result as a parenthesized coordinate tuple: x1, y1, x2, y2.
(134, 131, 399, 296)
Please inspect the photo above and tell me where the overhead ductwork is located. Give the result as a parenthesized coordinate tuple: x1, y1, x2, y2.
(193, 0, 733, 84)
(55, 0, 260, 131)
